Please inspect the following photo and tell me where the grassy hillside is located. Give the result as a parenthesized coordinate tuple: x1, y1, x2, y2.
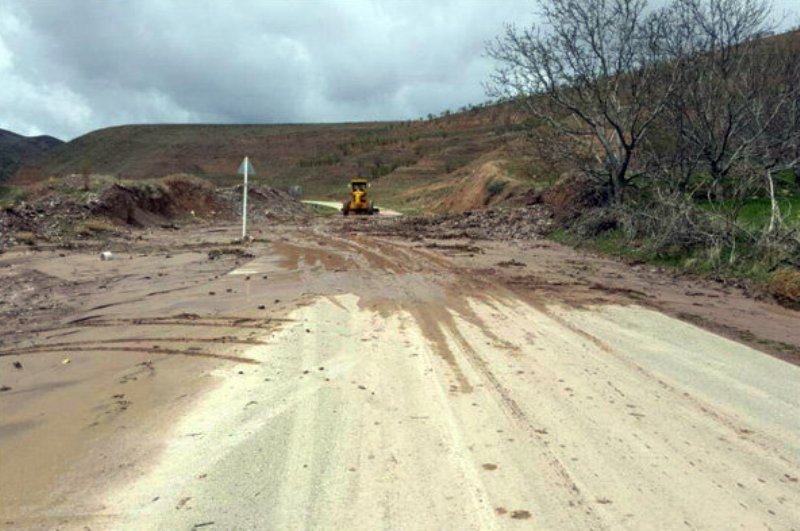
(0, 128, 63, 182)
(15, 104, 552, 212)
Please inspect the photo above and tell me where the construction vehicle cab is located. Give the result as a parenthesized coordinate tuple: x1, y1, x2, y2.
(342, 178, 379, 215)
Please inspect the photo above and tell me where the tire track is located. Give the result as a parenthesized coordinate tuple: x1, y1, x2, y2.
(0, 345, 259, 364)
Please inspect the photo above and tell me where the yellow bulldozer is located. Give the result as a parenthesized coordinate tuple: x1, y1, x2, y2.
(342, 178, 379, 215)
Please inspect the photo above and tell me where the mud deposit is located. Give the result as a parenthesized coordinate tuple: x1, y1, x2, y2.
(1, 216, 799, 529)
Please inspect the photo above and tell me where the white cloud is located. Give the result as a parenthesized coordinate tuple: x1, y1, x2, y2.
(0, 0, 796, 140)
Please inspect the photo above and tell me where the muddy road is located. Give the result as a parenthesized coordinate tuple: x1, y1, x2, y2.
(1, 218, 799, 530)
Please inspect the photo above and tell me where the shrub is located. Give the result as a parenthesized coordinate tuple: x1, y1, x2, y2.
(0, 185, 27, 208)
(487, 180, 508, 196)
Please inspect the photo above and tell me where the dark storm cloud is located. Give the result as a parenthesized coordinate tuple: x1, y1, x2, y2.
(1, 0, 797, 140)
(0, 0, 537, 139)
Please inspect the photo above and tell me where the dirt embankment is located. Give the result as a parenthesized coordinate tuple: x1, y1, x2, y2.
(0, 175, 306, 248)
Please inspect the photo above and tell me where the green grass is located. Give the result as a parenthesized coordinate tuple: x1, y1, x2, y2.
(698, 196, 800, 229)
(0, 184, 27, 207)
(551, 225, 776, 282)
(699, 197, 800, 226)
(738, 197, 800, 227)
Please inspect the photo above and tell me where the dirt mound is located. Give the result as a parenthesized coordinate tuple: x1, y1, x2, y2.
(93, 182, 182, 227)
(0, 175, 306, 248)
(768, 268, 800, 308)
(90, 175, 257, 227)
(0, 197, 93, 247)
(354, 204, 554, 241)
(217, 184, 307, 220)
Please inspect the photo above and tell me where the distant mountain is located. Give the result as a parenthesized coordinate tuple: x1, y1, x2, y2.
(0, 128, 63, 181)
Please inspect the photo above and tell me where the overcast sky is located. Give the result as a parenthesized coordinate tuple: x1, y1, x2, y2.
(1, 0, 797, 141)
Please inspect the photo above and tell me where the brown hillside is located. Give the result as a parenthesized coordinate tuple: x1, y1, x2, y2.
(15, 103, 550, 211)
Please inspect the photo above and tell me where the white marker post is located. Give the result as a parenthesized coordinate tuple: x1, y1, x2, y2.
(237, 157, 256, 240)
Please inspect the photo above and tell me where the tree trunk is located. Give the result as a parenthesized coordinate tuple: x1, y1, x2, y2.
(765, 169, 780, 234)
(611, 171, 626, 205)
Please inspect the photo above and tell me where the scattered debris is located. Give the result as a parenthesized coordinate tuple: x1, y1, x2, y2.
(497, 258, 525, 267)
(346, 205, 553, 241)
(207, 248, 254, 260)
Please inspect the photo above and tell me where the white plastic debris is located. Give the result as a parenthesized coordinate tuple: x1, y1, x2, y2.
(100, 251, 114, 261)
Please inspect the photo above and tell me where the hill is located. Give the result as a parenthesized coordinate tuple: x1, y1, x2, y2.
(14, 104, 551, 212)
(0, 129, 63, 182)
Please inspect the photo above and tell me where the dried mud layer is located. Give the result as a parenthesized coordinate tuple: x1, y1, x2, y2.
(1, 216, 799, 530)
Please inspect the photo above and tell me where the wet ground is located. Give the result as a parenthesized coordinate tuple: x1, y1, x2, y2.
(1, 216, 799, 529)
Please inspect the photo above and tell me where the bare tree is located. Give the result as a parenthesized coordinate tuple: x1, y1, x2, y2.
(661, 1, 799, 264)
(660, 0, 775, 197)
(486, 0, 680, 203)
(747, 41, 800, 232)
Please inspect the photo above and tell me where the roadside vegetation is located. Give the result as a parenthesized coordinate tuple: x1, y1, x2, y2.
(487, 0, 800, 304)
(0, 184, 26, 208)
